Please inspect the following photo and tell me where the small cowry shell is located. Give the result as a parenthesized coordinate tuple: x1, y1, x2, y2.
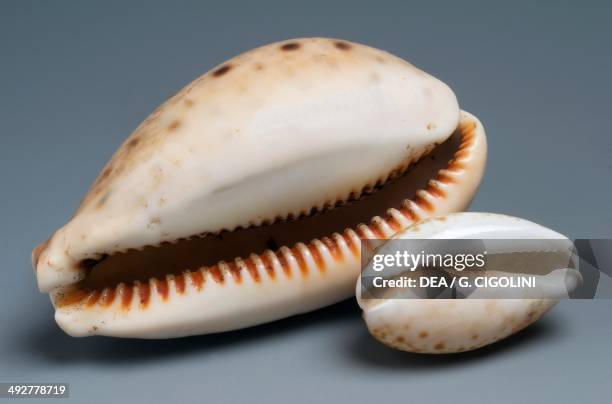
(357, 212, 577, 353)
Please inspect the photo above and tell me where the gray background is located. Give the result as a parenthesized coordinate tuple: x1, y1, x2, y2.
(1, 0, 610, 402)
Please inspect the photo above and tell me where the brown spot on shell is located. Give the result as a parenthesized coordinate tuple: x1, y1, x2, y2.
(100, 167, 112, 181)
(471, 334, 479, 340)
(212, 64, 232, 77)
(372, 328, 388, 340)
(127, 137, 140, 148)
(419, 331, 429, 338)
(334, 41, 351, 50)
(254, 63, 264, 71)
(434, 342, 446, 350)
(96, 192, 110, 209)
(280, 42, 300, 51)
(183, 99, 194, 108)
(167, 120, 181, 131)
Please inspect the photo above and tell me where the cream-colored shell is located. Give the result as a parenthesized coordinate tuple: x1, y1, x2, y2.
(35, 38, 460, 294)
(33, 38, 490, 338)
(357, 212, 575, 353)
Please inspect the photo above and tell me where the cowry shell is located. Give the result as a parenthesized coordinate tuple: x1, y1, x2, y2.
(32, 38, 487, 338)
(357, 212, 578, 353)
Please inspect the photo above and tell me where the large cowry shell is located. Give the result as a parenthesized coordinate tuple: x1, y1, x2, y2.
(357, 212, 576, 353)
(35, 38, 460, 293)
(32, 38, 487, 338)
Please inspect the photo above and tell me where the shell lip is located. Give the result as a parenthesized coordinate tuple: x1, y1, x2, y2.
(44, 154, 428, 304)
(37, 110, 486, 317)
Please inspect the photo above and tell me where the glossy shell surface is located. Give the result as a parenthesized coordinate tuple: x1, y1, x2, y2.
(32, 38, 487, 338)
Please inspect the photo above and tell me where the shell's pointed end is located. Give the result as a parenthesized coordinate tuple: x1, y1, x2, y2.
(33, 238, 87, 294)
(31, 240, 48, 271)
(30, 239, 51, 275)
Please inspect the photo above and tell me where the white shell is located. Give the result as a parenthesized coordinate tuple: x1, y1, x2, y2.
(32, 38, 487, 338)
(357, 212, 576, 353)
